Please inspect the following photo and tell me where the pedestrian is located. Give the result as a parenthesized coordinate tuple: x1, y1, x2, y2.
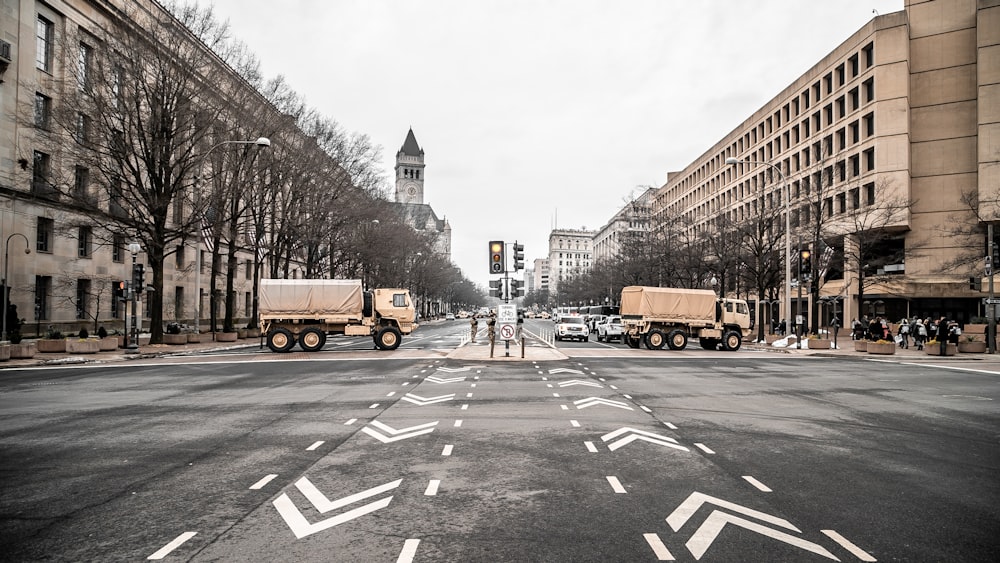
(778, 318, 786, 337)
(948, 321, 961, 345)
(913, 318, 926, 350)
(830, 316, 840, 347)
(487, 312, 496, 345)
(898, 318, 909, 348)
(868, 317, 881, 341)
(470, 314, 479, 343)
(927, 317, 938, 342)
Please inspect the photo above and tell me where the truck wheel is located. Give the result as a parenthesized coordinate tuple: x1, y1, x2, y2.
(267, 328, 296, 353)
(700, 338, 719, 350)
(667, 330, 688, 350)
(645, 329, 666, 350)
(723, 330, 742, 351)
(626, 334, 641, 348)
(376, 326, 402, 350)
(299, 328, 326, 352)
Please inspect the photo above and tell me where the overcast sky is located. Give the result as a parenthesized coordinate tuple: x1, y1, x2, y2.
(205, 0, 904, 290)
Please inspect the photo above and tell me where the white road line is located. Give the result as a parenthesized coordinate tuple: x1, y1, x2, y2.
(249, 474, 278, 490)
(401, 382, 410, 386)
(305, 441, 324, 451)
(424, 480, 441, 496)
(369, 403, 379, 409)
(585, 441, 598, 453)
(442, 445, 453, 456)
(386, 391, 396, 397)
(396, 539, 421, 563)
(560, 405, 569, 410)
(665, 422, 678, 430)
(461, 404, 469, 410)
(643, 533, 676, 561)
(640, 405, 652, 412)
(553, 392, 560, 397)
(454, 419, 463, 427)
(821, 530, 877, 561)
(148, 531, 197, 560)
(546, 383, 553, 388)
(465, 392, 473, 398)
(623, 394, 632, 399)
(570, 420, 580, 427)
(694, 443, 715, 454)
(471, 383, 476, 388)
(742, 475, 772, 492)
(610, 385, 618, 390)
(606, 476, 627, 493)
(598, 377, 606, 382)
(541, 376, 548, 380)
(344, 418, 357, 425)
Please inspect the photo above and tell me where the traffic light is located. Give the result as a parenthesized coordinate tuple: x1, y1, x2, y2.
(489, 279, 502, 298)
(510, 279, 525, 298)
(489, 241, 505, 274)
(114, 280, 127, 301)
(799, 249, 811, 278)
(512, 242, 525, 270)
(132, 263, 145, 293)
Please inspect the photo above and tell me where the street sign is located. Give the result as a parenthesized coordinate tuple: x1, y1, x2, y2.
(985, 298, 1000, 305)
(498, 303, 517, 341)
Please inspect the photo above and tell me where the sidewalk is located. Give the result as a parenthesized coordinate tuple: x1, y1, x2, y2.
(0, 337, 261, 369)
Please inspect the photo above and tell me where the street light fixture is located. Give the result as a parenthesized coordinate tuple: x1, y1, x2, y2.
(2, 233, 31, 341)
(726, 157, 794, 347)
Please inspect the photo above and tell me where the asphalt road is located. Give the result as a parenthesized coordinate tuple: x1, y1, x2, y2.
(1, 326, 998, 562)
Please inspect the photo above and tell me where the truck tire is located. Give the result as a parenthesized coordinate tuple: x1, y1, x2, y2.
(700, 338, 719, 350)
(667, 330, 688, 350)
(376, 326, 402, 350)
(626, 334, 641, 348)
(267, 328, 296, 353)
(645, 329, 666, 350)
(723, 330, 742, 351)
(299, 328, 326, 352)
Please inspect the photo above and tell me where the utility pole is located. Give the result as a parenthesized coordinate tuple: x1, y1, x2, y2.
(989, 223, 996, 354)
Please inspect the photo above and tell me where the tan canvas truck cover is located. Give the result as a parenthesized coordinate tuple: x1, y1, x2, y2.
(259, 279, 363, 319)
(620, 286, 717, 324)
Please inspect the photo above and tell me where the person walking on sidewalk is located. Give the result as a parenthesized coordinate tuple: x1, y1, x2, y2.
(898, 318, 910, 348)
(913, 318, 927, 350)
(470, 315, 479, 343)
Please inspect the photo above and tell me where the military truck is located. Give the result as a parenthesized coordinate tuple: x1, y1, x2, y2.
(258, 279, 417, 352)
(620, 286, 752, 351)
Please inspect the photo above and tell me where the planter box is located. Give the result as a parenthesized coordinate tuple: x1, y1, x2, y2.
(246, 328, 261, 339)
(163, 333, 188, 345)
(215, 331, 238, 342)
(867, 341, 896, 355)
(98, 337, 119, 351)
(66, 339, 99, 354)
(764, 334, 780, 344)
(808, 338, 831, 350)
(36, 339, 67, 353)
(187, 333, 202, 343)
(854, 340, 868, 352)
(958, 341, 987, 353)
(236, 328, 248, 339)
(0, 343, 9, 361)
(964, 324, 986, 335)
(10, 342, 37, 359)
(925, 342, 957, 356)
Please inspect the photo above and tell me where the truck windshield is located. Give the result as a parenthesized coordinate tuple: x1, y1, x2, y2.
(393, 293, 407, 307)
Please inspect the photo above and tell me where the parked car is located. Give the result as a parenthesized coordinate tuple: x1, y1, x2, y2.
(597, 315, 623, 343)
(555, 315, 589, 342)
(588, 314, 607, 333)
(445, 313, 455, 321)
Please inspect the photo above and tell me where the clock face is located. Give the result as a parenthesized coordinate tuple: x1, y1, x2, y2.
(406, 184, 417, 196)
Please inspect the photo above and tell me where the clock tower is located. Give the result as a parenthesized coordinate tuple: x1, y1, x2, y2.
(395, 128, 425, 204)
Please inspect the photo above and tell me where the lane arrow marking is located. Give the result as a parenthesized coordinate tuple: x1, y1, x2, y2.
(361, 420, 438, 443)
(601, 427, 689, 452)
(425, 376, 466, 384)
(401, 393, 455, 405)
(665, 491, 838, 561)
(548, 368, 584, 375)
(436, 366, 472, 373)
(274, 478, 402, 539)
(574, 397, 633, 410)
(557, 380, 603, 388)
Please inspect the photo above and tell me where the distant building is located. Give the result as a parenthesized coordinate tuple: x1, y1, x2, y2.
(547, 228, 595, 296)
(593, 188, 655, 263)
(533, 258, 550, 293)
(393, 128, 451, 260)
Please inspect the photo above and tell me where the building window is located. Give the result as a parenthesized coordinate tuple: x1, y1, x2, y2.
(113, 235, 125, 263)
(863, 113, 875, 137)
(78, 41, 93, 91)
(862, 78, 874, 104)
(837, 193, 847, 214)
(849, 88, 859, 111)
(36, 15, 53, 72)
(175, 287, 184, 321)
(850, 154, 861, 177)
(849, 54, 859, 78)
(76, 112, 91, 144)
(35, 93, 51, 129)
(32, 151, 51, 193)
(863, 148, 875, 172)
(110, 177, 126, 217)
(78, 227, 92, 258)
(245, 259, 252, 279)
(74, 166, 90, 201)
(35, 276, 51, 320)
(175, 245, 185, 268)
(36, 217, 53, 253)
(865, 182, 876, 205)
(76, 279, 91, 319)
(850, 187, 860, 210)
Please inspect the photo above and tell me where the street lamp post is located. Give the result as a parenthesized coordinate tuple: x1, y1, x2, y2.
(127, 242, 141, 352)
(726, 157, 792, 348)
(2, 233, 31, 340)
(194, 137, 270, 336)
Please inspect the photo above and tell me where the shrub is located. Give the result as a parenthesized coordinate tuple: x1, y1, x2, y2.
(44, 327, 64, 340)
(78, 328, 89, 339)
(97, 326, 108, 339)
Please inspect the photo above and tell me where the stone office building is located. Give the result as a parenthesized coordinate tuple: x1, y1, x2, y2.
(651, 0, 999, 326)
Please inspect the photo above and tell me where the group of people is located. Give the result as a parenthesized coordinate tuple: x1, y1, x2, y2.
(850, 316, 962, 351)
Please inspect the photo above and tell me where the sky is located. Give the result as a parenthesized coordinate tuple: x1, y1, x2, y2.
(205, 0, 904, 290)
